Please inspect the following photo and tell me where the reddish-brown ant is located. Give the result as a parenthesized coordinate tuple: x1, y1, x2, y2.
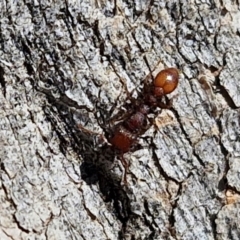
(110, 67, 179, 153)
(77, 67, 179, 184)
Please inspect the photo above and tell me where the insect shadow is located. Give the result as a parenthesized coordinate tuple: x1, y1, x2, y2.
(42, 67, 179, 225)
(43, 98, 132, 223)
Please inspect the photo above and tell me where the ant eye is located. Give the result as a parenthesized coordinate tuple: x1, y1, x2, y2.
(154, 68, 179, 95)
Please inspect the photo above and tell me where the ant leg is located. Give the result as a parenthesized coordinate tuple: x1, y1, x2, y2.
(157, 100, 173, 109)
(143, 56, 155, 83)
(119, 154, 129, 185)
(143, 57, 165, 85)
(77, 124, 109, 147)
(108, 109, 134, 127)
(157, 94, 179, 109)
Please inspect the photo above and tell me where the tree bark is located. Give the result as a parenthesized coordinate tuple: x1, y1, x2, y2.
(0, 0, 239, 239)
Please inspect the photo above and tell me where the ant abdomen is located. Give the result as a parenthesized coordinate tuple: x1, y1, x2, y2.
(153, 68, 179, 96)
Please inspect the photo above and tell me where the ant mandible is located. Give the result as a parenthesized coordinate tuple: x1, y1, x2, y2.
(109, 67, 179, 153)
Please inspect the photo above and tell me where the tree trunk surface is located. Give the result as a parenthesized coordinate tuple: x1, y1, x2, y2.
(0, 1, 239, 240)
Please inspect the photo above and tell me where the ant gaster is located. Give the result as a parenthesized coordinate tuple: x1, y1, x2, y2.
(109, 68, 179, 153)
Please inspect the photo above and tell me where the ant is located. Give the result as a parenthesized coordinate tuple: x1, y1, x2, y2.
(78, 67, 179, 184)
(109, 67, 179, 153)
(107, 67, 179, 183)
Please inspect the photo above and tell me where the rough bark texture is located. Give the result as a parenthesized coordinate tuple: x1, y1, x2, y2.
(0, 0, 239, 240)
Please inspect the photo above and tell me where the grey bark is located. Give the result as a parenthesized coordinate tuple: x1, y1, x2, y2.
(0, 0, 239, 240)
